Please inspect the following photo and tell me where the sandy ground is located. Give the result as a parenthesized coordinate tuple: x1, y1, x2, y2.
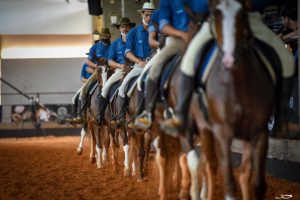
(0, 136, 299, 200)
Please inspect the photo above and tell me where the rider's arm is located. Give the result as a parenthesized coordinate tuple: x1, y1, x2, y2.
(108, 59, 124, 70)
(86, 59, 98, 69)
(161, 24, 191, 44)
(149, 31, 159, 49)
(124, 28, 146, 66)
(125, 52, 146, 67)
(81, 77, 88, 83)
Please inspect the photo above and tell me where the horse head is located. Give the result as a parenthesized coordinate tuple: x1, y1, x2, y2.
(209, 0, 253, 68)
(96, 58, 111, 87)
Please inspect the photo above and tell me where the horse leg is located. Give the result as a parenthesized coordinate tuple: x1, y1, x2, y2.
(77, 123, 87, 155)
(121, 129, 130, 176)
(200, 128, 218, 200)
(214, 125, 235, 200)
(87, 119, 96, 164)
(101, 125, 109, 166)
(187, 149, 200, 200)
(239, 142, 252, 200)
(128, 130, 137, 176)
(154, 136, 167, 200)
(179, 153, 191, 200)
(109, 126, 118, 173)
(137, 132, 145, 181)
(252, 132, 268, 200)
(95, 126, 104, 169)
(143, 131, 152, 178)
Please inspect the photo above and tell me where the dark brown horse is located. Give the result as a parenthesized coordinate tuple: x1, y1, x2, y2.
(201, 0, 275, 199)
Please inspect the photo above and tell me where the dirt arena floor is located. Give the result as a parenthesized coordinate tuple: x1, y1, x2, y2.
(0, 135, 299, 200)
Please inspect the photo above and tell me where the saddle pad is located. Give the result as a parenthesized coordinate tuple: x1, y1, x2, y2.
(159, 54, 182, 100)
(88, 80, 99, 96)
(126, 75, 140, 98)
(195, 42, 219, 86)
(108, 80, 122, 103)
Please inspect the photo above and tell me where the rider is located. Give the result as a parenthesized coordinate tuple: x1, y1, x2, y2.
(67, 31, 99, 122)
(68, 28, 112, 123)
(70, 62, 94, 119)
(134, 0, 208, 130)
(161, 0, 295, 136)
(96, 17, 135, 124)
(115, 2, 155, 124)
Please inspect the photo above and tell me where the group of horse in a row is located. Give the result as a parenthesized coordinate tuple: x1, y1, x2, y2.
(74, 1, 276, 199)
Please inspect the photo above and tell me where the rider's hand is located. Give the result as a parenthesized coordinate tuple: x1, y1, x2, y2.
(138, 60, 146, 67)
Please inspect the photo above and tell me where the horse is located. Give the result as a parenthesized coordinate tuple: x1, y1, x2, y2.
(199, 0, 275, 199)
(104, 63, 153, 180)
(86, 63, 113, 168)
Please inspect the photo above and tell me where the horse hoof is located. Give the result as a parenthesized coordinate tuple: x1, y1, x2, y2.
(97, 164, 103, 169)
(124, 169, 131, 176)
(137, 177, 144, 182)
(76, 147, 83, 155)
(90, 157, 96, 164)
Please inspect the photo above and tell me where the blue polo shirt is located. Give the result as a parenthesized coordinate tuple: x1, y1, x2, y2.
(88, 41, 111, 64)
(80, 63, 92, 80)
(108, 37, 126, 64)
(125, 23, 151, 60)
(159, 0, 208, 32)
(148, 9, 160, 33)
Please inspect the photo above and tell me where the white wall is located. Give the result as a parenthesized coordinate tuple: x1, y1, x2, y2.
(0, 0, 92, 35)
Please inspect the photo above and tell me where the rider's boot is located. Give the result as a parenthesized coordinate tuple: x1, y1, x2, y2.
(66, 98, 85, 124)
(97, 95, 108, 125)
(116, 96, 127, 126)
(128, 90, 145, 129)
(134, 79, 158, 130)
(161, 72, 194, 137)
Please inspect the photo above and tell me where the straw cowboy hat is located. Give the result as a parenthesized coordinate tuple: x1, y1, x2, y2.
(138, 2, 155, 12)
(99, 28, 111, 37)
(112, 17, 136, 29)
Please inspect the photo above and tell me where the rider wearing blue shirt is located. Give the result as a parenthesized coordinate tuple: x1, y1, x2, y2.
(115, 2, 155, 124)
(69, 28, 112, 123)
(161, 0, 295, 135)
(96, 17, 135, 124)
(80, 63, 93, 82)
(135, 0, 208, 130)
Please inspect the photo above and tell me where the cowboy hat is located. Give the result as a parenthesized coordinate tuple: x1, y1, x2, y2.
(138, 2, 155, 12)
(112, 17, 136, 29)
(99, 28, 111, 37)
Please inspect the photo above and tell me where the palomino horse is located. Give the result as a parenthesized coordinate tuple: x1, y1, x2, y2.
(201, 0, 275, 199)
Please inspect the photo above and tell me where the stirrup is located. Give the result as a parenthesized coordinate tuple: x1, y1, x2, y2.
(66, 116, 83, 124)
(160, 117, 183, 137)
(135, 113, 152, 130)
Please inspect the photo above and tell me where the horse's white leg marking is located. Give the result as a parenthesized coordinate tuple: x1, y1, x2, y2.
(123, 144, 129, 170)
(96, 145, 103, 168)
(123, 144, 130, 176)
(200, 176, 207, 200)
(77, 128, 86, 150)
(225, 195, 235, 200)
(187, 150, 200, 200)
(132, 161, 136, 176)
(102, 146, 108, 163)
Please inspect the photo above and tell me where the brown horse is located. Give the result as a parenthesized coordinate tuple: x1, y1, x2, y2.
(126, 83, 153, 181)
(86, 64, 113, 168)
(201, 0, 275, 199)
